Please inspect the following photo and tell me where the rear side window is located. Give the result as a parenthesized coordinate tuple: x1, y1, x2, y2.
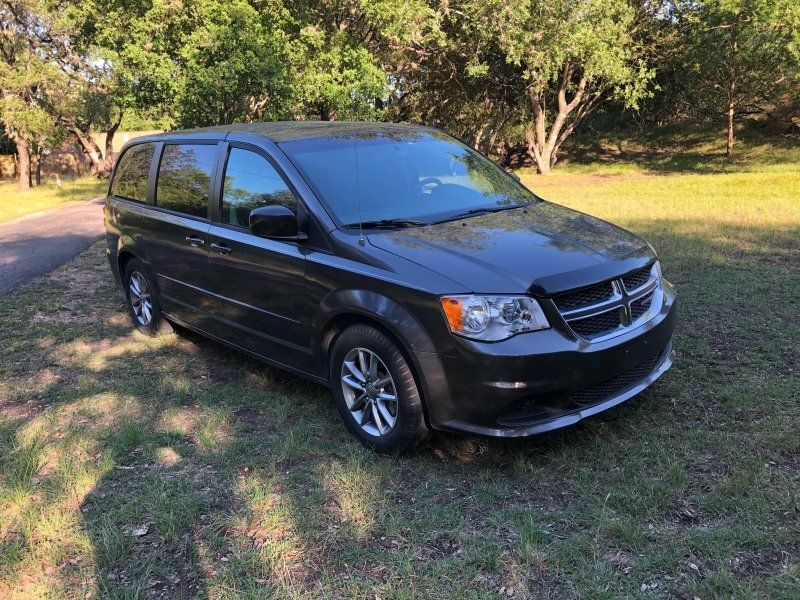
(110, 143, 155, 202)
(155, 144, 217, 218)
(220, 148, 297, 228)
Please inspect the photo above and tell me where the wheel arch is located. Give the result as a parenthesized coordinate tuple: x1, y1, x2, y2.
(115, 238, 159, 294)
(314, 290, 450, 430)
(117, 248, 137, 277)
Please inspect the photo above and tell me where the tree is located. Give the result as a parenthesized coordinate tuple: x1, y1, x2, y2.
(61, 0, 180, 170)
(383, 3, 520, 155)
(176, 1, 294, 126)
(0, 0, 68, 189)
(681, 0, 800, 155)
(280, 0, 436, 121)
(488, 0, 652, 173)
(388, 1, 652, 174)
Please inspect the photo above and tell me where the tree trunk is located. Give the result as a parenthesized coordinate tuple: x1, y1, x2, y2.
(525, 67, 589, 175)
(525, 125, 552, 175)
(72, 128, 103, 176)
(726, 96, 735, 157)
(99, 108, 123, 178)
(320, 105, 336, 121)
(474, 123, 487, 152)
(34, 155, 42, 186)
(17, 138, 32, 191)
(725, 29, 738, 157)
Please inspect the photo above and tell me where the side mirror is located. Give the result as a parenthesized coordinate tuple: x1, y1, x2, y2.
(249, 205, 305, 240)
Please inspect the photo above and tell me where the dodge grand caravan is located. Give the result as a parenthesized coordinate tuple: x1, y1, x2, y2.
(104, 122, 677, 452)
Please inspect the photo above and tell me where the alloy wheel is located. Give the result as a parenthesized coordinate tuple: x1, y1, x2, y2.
(128, 271, 153, 326)
(340, 347, 398, 436)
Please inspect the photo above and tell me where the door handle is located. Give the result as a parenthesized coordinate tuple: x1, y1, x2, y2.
(185, 235, 205, 248)
(210, 242, 232, 255)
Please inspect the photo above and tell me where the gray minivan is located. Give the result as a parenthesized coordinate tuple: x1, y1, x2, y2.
(105, 122, 676, 452)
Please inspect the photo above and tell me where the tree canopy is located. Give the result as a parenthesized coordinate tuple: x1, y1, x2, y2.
(2, 0, 799, 188)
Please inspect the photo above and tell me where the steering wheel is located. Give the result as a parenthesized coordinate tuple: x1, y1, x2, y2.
(417, 177, 443, 194)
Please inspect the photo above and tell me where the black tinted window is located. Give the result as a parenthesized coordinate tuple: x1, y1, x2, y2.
(156, 144, 217, 218)
(281, 132, 535, 226)
(221, 148, 296, 228)
(110, 143, 155, 202)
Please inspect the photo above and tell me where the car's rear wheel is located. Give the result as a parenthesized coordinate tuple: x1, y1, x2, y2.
(123, 259, 171, 336)
(329, 324, 430, 453)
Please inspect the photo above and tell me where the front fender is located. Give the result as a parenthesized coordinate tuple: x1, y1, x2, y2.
(313, 289, 436, 353)
(312, 289, 453, 429)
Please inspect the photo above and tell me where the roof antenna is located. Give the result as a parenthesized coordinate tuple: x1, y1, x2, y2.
(354, 138, 365, 246)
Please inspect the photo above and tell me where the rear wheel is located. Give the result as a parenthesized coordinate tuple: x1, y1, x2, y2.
(330, 324, 430, 453)
(122, 259, 171, 336)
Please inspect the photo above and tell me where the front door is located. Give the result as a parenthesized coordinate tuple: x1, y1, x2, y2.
(204, 144, 310, 370)
(142, 142, 218, 327)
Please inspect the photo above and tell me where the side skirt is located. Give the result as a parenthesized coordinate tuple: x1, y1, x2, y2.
(162, 312, 331, 388)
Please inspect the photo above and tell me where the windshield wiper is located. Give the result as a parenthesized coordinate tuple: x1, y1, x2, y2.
(343, 218, 429, 229)
(440, 204, 527, 223)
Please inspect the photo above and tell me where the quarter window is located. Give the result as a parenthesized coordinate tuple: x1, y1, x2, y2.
(221, 148, 296, 228)
(110, 143, 155, 202)
(156, 144, 217, 218)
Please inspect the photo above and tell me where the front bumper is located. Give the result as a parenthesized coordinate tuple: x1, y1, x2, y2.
(425, 280, 677, 437)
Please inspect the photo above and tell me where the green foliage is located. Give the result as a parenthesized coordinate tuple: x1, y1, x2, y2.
(484, 0, 651, 106)
(0, 1, 67, 148)
(682, 0, 800, 115)
(177, 0, 293, 125)
(289, 25, 385, 121)
(60, 0, 438, 127)
(3, 0, 799, 175)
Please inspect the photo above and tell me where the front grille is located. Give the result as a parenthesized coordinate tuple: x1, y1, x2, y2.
(553, 282, 614, 311)
(569, 310, 622, 337)
(552, 262, 661, 341)
(630, 290, 655, 321)
(572, 352, 662, 406)
(621, 262, 654, 291)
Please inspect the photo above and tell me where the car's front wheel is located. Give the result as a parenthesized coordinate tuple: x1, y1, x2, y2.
(329, 324, 430, 453)
(122, 259, 171, 336)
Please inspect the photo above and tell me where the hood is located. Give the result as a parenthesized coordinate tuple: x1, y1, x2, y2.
(367, 202, 656, 296)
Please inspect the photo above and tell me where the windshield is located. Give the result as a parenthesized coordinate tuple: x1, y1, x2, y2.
(279, 129, 537, 227)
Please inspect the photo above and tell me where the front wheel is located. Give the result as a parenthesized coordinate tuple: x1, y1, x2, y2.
(329, 325, 430, 453)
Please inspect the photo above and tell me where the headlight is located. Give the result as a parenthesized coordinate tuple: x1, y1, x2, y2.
(440, 295, 549, 341)
(652, 260, 662, 281)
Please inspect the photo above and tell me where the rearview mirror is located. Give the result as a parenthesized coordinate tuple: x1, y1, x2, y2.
(249, 205, 305, 240)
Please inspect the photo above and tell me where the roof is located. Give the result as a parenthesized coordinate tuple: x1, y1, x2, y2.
(169, 121, 438, 143)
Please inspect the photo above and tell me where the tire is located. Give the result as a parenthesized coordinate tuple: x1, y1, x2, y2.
(122, 259, 172, 336)
(329, 324, 430, 453)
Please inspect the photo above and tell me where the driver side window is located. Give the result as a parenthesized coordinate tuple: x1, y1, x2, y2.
(221, 148, 296, 228)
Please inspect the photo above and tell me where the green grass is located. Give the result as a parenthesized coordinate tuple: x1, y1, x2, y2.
(0, 176, 107, 223)
(1, 140, 799, 597)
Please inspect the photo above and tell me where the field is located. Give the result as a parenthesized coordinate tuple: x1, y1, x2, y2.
(0, 177, 107, 224)
(0, 132, 798, 598)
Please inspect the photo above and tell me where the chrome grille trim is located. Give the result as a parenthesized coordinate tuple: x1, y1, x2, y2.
(621, 262, 655, 293)
(552, 262, 662, 342)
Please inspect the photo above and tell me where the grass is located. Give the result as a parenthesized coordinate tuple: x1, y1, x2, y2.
(1, 135, 798, 598)
(0, 176, 107, 223)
